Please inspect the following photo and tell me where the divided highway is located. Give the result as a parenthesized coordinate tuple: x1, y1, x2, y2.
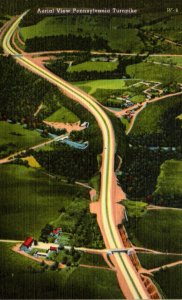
(2, 11, 150, 299)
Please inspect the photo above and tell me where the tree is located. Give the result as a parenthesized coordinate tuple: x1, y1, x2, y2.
(62, 256, 68, 265)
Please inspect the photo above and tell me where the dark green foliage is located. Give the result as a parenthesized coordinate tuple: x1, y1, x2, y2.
(39, 224, 53, 242)
(130, 95, 182, 147)
(120, 147, 182, 200)
(80, 253, 107, 267)
(25, 34, 110, 52)
(0, 56, 72, 124)
(138, 253, 182, 270)
(154, 265, 182, 299)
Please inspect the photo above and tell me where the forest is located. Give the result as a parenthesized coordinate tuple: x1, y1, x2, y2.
(25, 35, 110, 52)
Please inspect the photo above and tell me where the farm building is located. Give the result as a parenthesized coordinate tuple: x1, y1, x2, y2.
(50, 246, 58, 252)
(20, 237, 34, 252)
(50, 228, 62, 238)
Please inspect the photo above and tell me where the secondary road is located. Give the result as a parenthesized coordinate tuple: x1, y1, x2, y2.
(2, 12, 150, 299)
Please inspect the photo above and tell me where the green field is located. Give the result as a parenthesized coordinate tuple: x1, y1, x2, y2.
(0, 164, 88, 240)
(147, 56, 182, 67)
(123, 200, 148, 218)
(121, 117, 130, 132)
(74, 79, 135, 94)
(154, 265, 182, 299)
(68, 61, 118, 73)
(0, 242, 123, 299)
(127, 209, 182, 253)
(79, 253, 108, 267)
(130, 95, 182, 135)
(0, 121, 47, 156)
(45, 106, 79, 123)
(67, 266, 123, 299)
(127, 62, 182, 83)
(138, 253, 182, 270)
(20, 16, 144, 52)
(154, 160, 182, 207)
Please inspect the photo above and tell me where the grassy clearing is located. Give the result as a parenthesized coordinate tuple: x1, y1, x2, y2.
(74, 79, 130, 94)
(0, 243, 123, 299)
(138, 253, 182, 270)
(130, 95, 182, 135)
(45, 106, 79, 123)
(147, 56, 182, 67)
(123, 200, 148, 218)
(68, 61, 118, 72)
(89, 174, 101, 201)
(121, 117, 130, 132)
(154, 265, 182, 299)
(127, 62, 182, 83)
(0, 164, 87, 240)
(131, 94, 146, 103)
(79, 253, 108, 267)
(154, 160, 182, 206)
(67, 266, 123, 299)
(127, 209, 182, 253)
(22, 156, 41, 168)
(0, 121, 47, 155)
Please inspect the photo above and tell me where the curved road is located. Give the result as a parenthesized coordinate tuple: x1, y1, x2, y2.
(2, 12, 149, 299)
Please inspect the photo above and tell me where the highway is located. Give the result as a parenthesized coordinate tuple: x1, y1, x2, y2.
(2, 12, 150, 299)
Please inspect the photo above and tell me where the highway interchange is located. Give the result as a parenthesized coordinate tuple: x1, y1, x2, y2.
(2, 12, 150, 299)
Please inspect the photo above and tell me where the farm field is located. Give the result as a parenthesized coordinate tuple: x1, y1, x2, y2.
(154, 159, 182, 207)
(129, 95, 182, 136)
(74, 79, 138, 94)
(68, 61, 118, 73)
(127, 62, 182, 83)
(138, 253, 182, 270)
(127, 209, 182, 253)
(0, 243, 122, 299)
(154, 265, 182, 299)
(45, 106, 79, 123)
(67, 266, 123, 299)
(0, 121, 47, 155)
(147, 56, 182, 67)
(0, 164, 88, 240)
(20, 16, 144, 52)
(79, 253, 108, 267)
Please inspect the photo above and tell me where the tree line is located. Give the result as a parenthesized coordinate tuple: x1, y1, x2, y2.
(25, 34, 110, 52)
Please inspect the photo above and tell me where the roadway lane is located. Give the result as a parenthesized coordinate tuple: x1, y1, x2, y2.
(2, 11, 150, 299)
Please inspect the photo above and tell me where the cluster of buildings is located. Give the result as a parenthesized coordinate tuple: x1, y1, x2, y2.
(20, 228, 63, 255)
(91, 56, 118, 62)
(110, 94, 135, 108)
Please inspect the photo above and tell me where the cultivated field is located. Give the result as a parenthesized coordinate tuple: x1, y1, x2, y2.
(147, 56, 182, 67)
(127, 62, 182, 83)
(130, 95, 182, 136)
(128, 209, 182, 253)
(138, 253, 182, 270)
(0, 164, 87, 240)
(0, 121, 47, 155)
(0, 242, 122, 299)
(68, 61, 118, 73)
(45, 106, 79, 123)
(154, 265, 182, 299)
(154, 159, 182, 207)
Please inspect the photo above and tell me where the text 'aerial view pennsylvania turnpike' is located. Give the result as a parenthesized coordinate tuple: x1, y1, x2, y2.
(0, 0, 182, 299)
